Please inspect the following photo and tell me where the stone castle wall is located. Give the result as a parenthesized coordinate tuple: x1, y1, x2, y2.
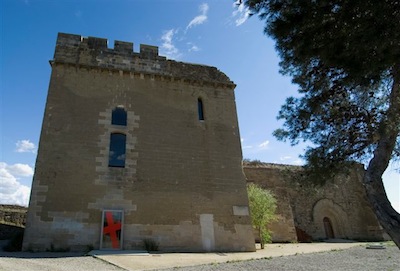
(53, 33, 233, 85)
(244, 163, 387, 242)
(0, 205, 27, 228)
(23, 33, 254, 252)
(22, 33, 385, 251)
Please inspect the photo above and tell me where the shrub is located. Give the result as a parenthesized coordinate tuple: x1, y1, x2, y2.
(142, 238, 159, 251)
(46, 243, 70, 252)
(247, 183, 277, 249)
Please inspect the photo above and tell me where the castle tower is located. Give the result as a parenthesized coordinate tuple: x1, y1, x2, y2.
(22, 33, 255, 252)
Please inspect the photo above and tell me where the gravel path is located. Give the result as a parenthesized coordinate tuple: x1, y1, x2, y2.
(0, 252, 124, 271)
(0, 245, 398, 271)
(155, 246, 400, 271)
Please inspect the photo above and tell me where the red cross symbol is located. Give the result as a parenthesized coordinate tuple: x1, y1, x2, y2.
(103, 212, 122, 249)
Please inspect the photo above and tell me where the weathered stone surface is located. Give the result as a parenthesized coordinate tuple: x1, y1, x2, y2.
(53, 33, 234, 86)
(22, 33, 254, 252)
(244, 163, 388, 242)
(0, 205, 27, 228)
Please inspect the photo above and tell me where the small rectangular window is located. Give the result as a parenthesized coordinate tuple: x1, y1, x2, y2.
(112, 107, 127, 126)
(198, 98, 204, 121)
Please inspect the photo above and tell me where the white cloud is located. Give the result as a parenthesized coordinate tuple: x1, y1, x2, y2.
(199, 2, 209, 14)
(160, 3, 208, 59)
(15, 139, 36, 153)
(278, 156, 304, 166)
(241, 138, 253, 149)
(232, 1, 251, 26)
(392, 200, 400, 213)
(0, 162, 32, 206)
(161, 29, 181, 59)
(188, 43, 200, 52)
(4, 163, 34, 177)
(292, 159, 304, 165)
(187, 3, 209, 30)
(258, 140, 270, 149)
(280, 156, 292, 161)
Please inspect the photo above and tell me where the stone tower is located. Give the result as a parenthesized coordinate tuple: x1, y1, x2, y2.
(22, 33, 255, 252)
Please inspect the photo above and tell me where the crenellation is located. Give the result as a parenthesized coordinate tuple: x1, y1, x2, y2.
(114, 40, 133, 53)
(52, 32, 233, 87)
(86, 36, 108, 49)
(56, 32, 81, 47)
(140, 44, 159, 59)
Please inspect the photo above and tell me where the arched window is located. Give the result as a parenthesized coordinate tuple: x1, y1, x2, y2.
(112, 107, 127, 126)
(198, 98, 204, 121)
(108, 133, 126, 168)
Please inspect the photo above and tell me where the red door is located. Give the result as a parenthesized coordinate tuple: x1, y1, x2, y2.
(101, 210, 123, 249)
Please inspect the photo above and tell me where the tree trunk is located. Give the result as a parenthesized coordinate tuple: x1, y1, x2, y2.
(363, 65, 400, 249)
(259, 227, 265, 249)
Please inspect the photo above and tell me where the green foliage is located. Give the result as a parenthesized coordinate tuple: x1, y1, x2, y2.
(240, 0, 400, 180)
(244, 0, 399, 79)
(85, 244, 94, 253)
(46, 243, 70, 252)
(142, 238, 159, 252)
(247, 183, 277, 247)
(239, 0, 400, 248)
(243, 158, 263, 166)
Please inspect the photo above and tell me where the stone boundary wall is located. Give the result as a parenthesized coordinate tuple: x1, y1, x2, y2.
(0, 205, 27, 227)
(243, 163, 387, 242)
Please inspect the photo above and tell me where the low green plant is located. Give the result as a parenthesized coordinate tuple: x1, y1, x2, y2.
(46, 243, 70, 252)
(85, 244, 94, 253)
(226, 259, 241, 264)
(385, 241, 395, 247)
(261, 256, 273, 260)
(26, 244, 35, 252)
(243, 159, 263, 166)
(142, 238, 159, 252)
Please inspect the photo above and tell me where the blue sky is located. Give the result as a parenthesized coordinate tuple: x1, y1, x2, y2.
(1, 0, 398, 211)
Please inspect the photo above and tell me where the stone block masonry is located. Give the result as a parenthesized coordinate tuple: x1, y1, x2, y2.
(52, 33, 234, 86)
(243, 163, 388, 243)
(22, 33, 255, 252)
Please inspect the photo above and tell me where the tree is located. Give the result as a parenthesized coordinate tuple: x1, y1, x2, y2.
(239, 0, 400, 248)
(247, 183, 277, 249)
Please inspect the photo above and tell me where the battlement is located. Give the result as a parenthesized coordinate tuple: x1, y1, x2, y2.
(53, 33, 234, 87)
(56, 33, 160, 58)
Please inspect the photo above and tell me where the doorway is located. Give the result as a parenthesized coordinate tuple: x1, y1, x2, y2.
(323, 217, 335, 239)
(100, 210, 124, 250)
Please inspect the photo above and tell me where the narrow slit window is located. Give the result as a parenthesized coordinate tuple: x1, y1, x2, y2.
(112, 107, 127, 126)
(198, 98, 204, 121)
(108, 133, 126, 168)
